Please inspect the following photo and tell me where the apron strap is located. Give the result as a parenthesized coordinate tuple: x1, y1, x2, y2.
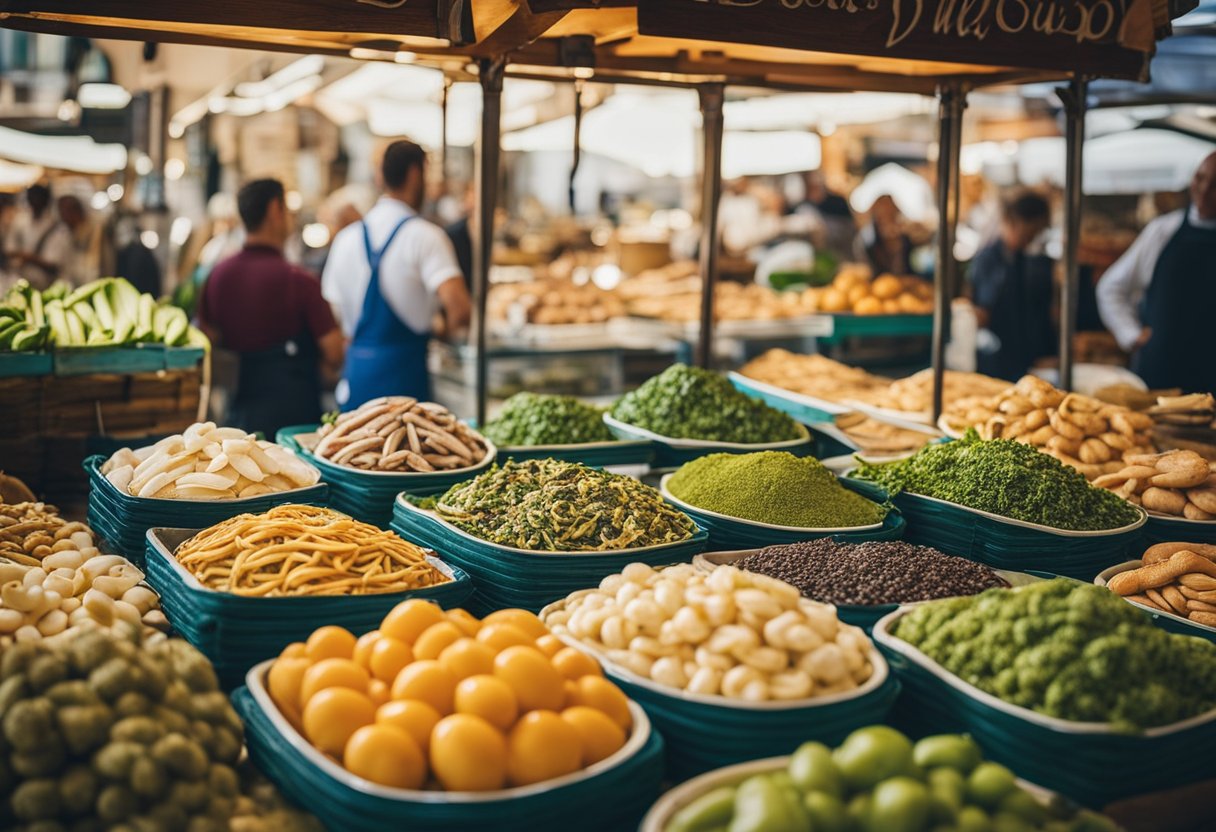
(361, 215, 415, 276)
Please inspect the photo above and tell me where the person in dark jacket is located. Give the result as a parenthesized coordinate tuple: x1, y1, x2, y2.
(969, 192, 1055, 381)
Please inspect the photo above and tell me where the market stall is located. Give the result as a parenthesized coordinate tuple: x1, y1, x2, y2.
(3, 2, 1210, 832)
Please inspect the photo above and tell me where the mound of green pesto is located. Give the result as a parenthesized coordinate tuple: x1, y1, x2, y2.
(667, 451, 887, 528)
(482, 392, 614, 447)
(610, 364, 801, 444)
(892, 579, 1216, 730)
(852, 429, 1142, 531)
(434, 458, 697, 551)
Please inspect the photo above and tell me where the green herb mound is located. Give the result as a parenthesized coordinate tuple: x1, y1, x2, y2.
(668, 451, 886, 528)
(482, 392, 614, 447)
(892, 579, 1216, 731)
(435, 458, 697, 551)
(610, 364, 801, 444)
(852, 429, 1142, 531)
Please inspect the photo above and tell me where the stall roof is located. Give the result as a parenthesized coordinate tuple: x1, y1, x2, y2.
(0, 0, 1184, 92)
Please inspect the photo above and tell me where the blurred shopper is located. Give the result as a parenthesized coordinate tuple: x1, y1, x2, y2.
(113, 215, 162, 298)
(4, 184, 70, 289)
(323, 140, 470, 409)
(57, 195, 100, 288)
(968, 192, 1055, 382)
(791, 170, 855, 261)
(1097, 152, 1216, 392)
(855, 194, 915, 276)
(198, 179, 345, 437)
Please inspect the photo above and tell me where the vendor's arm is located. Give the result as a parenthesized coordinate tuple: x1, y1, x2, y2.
(420, 226, 470, 337)
(1096, 213, 1182, 352)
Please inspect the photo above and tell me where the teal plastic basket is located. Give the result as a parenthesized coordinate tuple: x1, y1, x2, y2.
(84, 454, 327, 566)
(540, 598, 899, 782)
(1096, 560, 1216, 644)
(391, 496, 708, 616)
(0, 351, 52, 377)
(844, 476, 1148, 581)
(144, 528, 473, 688)
(728, 371, 846, 425)
(53, 345, 166, 375)
(494, 439, 654, 468)
(872, 608, 1216, 808)
(694, 549, 1040, 634)
(1141, 514, 1216, 547)
(660, 474, 902, 552)
(277, 424, 495, 529)
(603, 415, 817, 469)
(233, 661, 665, 832)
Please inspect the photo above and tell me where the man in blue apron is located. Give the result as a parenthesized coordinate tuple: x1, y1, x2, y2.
(1098, 153, 1216, 393)
(322, 140, 470, 410)
(198, 179, 346, 437)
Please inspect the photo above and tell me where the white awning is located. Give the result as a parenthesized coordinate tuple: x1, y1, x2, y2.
(0, 127, 127, 175)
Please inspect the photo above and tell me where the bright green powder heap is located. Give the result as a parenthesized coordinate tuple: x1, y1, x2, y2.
(852, 429, 1142, 531)
(667, 451, 887, 527)
(610, 364, 801, 444)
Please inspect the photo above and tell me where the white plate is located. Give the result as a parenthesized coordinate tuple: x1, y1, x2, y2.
(1095, 559, 1216, 637)
(540, 589, 888, 713)
(393, 496, 703, 558)
(872, 606, 1216, 736)
(603, 414, 811, 450)
(244, 658, 652, 803)
(659, 474, 884, 534)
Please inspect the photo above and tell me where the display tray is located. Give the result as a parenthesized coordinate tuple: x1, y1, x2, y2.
(603, 414, 815, 468)
(277, 424, 496, 529)
(234, 660, 665, 832)
(694, 548, 1039, 632)
(936, 414, 969, 440)
(541, 590, 898, 781)
(84, 454, 327, 566)
(1096, 560, 1216, 643)
(727, 371, 849, 422)
(1140, 512, 1216, 546)
(391, 497, 707, 615)
(144, 527, 472, 688)
(822, 312, 934, 341)
(842, 475, 1148, 581)
(640, 755, 1066, 832)
(493, 438, 654, 467)
(872, 607, 1216, 808)
(841, 399, 937, 430)
(0, 350, 52, 377)
(658, 473, 903, 552)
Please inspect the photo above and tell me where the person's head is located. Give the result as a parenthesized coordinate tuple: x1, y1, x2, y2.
(381, 140, 427, 209)
(236, 178, 289, 245)
(1000, 191, 1051, 252)
(1192, 151, 1216, 220)
(870, 194, 901, 235)
(26, 184, 51, 216)
(57, 195, 86, 229)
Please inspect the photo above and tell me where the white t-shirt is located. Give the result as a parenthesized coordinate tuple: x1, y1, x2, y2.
(321, 197, 462, 337)
(4, 209, 71, 289)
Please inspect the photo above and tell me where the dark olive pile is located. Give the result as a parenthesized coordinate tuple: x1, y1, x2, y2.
(732, 539, 1008, 606)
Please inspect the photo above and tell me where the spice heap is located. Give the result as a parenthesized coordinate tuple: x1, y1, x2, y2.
(853, 430, 1143, 531)
(483, 392, 615, 447)
(891, 579, 1216, 730)
(174, 505, 449, 597)
(610, 364, 801, 444)
(545, 563, 874, 701)
(733, 539, 1007, 607)
(667, 452, 886, 528)
(435, 459, 697, 551)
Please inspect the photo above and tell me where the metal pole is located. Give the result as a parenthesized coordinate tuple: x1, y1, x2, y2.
(696, 83, 725, 369)
(440, 76, 452, 185)
(472, 57, 505, 427)
(931, 84, 966, 422)
(569, 78, 584, 215)
(1059, 77, 1088, 393)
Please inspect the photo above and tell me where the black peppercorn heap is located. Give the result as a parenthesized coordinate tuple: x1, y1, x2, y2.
(732, 539, 1008, 606)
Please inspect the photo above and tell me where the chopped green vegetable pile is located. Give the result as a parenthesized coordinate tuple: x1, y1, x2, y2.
(892, 579, 1216, 730)
(434, 459, 697, 551)
(482, 392, 615, 447)
(852, 429, 1142, 531)
(667, 451, 886, 528)
(610, 364, 801, 444)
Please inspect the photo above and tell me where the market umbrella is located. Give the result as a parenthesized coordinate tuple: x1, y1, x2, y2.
(849, 163, 936, 222)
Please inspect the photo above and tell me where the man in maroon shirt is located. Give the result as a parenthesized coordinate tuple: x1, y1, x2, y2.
(198, 179, 345, 436)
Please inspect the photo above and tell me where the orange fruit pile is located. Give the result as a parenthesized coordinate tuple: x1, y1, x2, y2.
(266, 600, 633, 792)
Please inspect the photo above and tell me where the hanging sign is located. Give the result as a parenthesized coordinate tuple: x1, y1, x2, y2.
(0, 0, 458, 40)
(637, 0, 1158, 80)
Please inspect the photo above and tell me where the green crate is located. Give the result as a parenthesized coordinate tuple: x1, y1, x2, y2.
(0, 351, 52, 377)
